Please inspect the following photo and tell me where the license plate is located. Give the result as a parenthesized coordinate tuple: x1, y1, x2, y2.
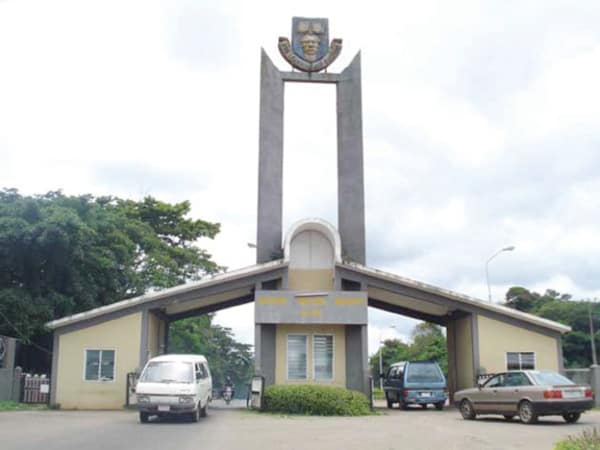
(157, 405, 170, 412)
(562, 390, 583, 399)
(420, 392, 432, 397)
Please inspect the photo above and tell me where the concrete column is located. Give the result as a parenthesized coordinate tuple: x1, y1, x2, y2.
(446, 320, 458, 401)
(345, 324, 369, 395)
(50, 332, 59, 406)
(139, 309, 149, 370)
(337, 52, 366, 265)
(256, 324, 276, 386)
(257, 49, 285, 263)
(590, 365, 600, 407)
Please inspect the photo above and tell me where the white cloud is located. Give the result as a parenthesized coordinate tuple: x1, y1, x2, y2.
(1, 0, 600, 347)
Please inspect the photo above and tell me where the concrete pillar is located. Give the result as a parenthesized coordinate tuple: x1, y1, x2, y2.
(337, 52, 366, 265)
(255, 324, 276, 386)
(139, 309, 149, 370)
(345, 324, 369, 395)
(257, 49, 285, 263)
(590, 365, 600, 407)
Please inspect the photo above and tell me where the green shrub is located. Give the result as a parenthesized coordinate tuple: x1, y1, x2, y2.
(555, 428, 600, 450)
(262, 384, 371, 416)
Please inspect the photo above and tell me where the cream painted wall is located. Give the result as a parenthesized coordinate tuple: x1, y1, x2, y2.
(454, 316, 474, 390)
(56, 312, 141, 409)
(478, 315, 559, 373)
(288, 269, 334, 292)
(275, 324, 346, 387)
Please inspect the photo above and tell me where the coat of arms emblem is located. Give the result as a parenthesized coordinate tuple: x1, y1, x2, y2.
(278, 17, 342, 72)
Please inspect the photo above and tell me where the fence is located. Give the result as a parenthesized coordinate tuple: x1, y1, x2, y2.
(21, 374, 50, 404)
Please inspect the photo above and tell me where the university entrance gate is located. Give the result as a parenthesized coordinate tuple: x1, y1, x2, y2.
(47, 18, 568, 409)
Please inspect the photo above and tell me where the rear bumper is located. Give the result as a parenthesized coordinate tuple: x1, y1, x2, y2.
(532, 399, 593, 415)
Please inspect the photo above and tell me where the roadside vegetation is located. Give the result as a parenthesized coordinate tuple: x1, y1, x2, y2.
(554, 427, 600, 450)
(262, 385, 371, 416)
(0, 401, 47, 411)
(0, 189, 252, 389)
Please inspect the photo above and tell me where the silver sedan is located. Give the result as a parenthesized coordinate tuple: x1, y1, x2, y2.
(454, 370, 593, 424)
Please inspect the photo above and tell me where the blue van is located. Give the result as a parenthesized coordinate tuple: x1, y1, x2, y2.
(382, 361, 447, 410)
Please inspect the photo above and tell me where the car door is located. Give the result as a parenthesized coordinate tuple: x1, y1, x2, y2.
(194, 363, 204, 404)
(497, 372, 531, 414)
(474, 374, 505, 413)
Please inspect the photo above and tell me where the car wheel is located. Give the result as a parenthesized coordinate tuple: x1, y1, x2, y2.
(563, 412, 581, 424)
(519, 400, 538, 424)
(435, 402, 444, 411)
(385, 392, 393, 409)
(200, 402, 207, 418)
(190, 405, 200, 423)
(503, 415, 514, 421)
(459, 399, 476, 420)
(139, 412, 149, 423)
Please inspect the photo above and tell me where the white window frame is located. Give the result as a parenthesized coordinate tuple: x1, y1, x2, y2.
(505, 352, 536, 371)
(83, 348, 117, 382)
(286, 334, 308, 381)
(312, 334, 335, 382)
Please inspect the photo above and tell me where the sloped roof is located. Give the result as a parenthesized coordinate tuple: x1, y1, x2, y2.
(46, 260, 286, 330)
(338, 262, 571, 334)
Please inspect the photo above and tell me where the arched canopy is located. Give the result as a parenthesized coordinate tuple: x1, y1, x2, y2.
(283, 218, 342, 266)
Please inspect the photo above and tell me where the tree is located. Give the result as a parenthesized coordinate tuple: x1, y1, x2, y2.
(369, 339, 410, 381)
(168, 315, 253, 397)
(503, 286, 600, 368)
(409, 323, 448, 374)
(369, 323, 448, 380)
(0, 189, 221, 371)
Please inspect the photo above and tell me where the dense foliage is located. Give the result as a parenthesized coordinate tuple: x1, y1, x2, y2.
(0, 189, 221, 371)
(369, 322, 447, 380)
(554, 427, 600, 450)
(168, 314, 253, 397)
(504, 287, 599, 368)
(262, 385, 371, 416)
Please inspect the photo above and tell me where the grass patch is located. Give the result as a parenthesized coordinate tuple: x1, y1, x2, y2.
(262, 385, 372, 416)
(0, 401, 48, 411)
(555, 427, 600, 450)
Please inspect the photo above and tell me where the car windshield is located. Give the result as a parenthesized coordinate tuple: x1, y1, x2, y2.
(140, 361, 193, 383)
(529, 371, 575, 386)
(406, 362, 444, 383)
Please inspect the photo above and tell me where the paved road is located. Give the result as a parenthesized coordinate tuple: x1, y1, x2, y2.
(2, 401, 599, 450)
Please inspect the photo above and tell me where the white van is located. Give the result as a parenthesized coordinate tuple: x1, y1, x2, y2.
(136, 354, 212, 423)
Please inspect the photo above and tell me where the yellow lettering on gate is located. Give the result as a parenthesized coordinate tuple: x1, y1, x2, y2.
(258, 296, 287, 305)
(335, 297, 365, 306)
(297, 297, 326, 305)
(300, 308, 322, 318)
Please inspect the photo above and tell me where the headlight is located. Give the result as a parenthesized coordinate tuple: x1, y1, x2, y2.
(179, 396, 194, 404)
(137, 395, 150, 403)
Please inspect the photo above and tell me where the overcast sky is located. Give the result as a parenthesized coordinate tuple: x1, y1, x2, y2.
(1, 0, 599, 354)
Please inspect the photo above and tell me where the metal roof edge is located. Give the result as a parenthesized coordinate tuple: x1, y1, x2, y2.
(46, 260, 286, 330)
(338, 262, 572, 334)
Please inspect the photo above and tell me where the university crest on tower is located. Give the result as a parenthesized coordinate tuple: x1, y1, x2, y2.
(278, 17, 342, 72)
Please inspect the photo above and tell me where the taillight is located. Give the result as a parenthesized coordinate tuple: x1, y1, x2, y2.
(585, 388, 593, 398)
(402, 389, 409, 398)
(543, 390, 563, 399)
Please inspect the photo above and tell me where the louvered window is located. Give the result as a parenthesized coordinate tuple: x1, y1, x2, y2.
(314, 335, 333, 381)
(287, 335, 307, 380)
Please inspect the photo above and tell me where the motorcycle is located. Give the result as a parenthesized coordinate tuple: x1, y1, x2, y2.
(223, 385, 233, 405)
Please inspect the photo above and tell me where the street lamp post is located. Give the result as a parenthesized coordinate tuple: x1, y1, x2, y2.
(485, 246, 515, 303)
(378, 325, 396, 389)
